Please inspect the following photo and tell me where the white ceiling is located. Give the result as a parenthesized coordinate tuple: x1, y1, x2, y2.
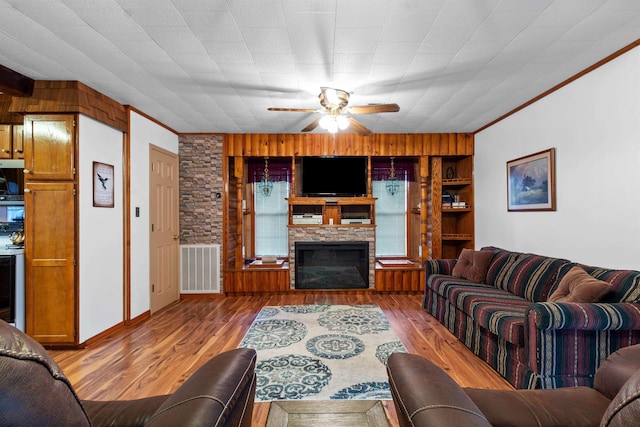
(1, 0, 640, 134)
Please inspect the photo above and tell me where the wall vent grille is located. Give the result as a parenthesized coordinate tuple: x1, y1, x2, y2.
(180, 244, 221, 294)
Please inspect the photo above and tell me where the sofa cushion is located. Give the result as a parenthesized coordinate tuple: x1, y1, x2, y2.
(555, 263, 640, 303)
(427, 275, 529, 345)
(448, 286, 530, 345)
(483, 249, 570, 302)
(548, 266, 612, 303)
(452, 249, 494, 283)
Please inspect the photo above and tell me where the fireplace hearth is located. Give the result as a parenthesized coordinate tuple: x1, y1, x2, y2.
(295, 241, 368, 289)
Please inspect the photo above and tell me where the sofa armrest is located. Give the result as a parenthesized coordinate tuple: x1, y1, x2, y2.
(525, 303, 640, 389)
(145, 348, 256, 427)
(83, 397, 168, 427)
(424, 259, 457, 278)
(83, 349, 257, 427)
(528, 302, 640, 331)
(387, 353, 492, 427)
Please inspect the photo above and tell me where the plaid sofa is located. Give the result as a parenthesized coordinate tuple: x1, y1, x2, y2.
(423, 247, 640, 389)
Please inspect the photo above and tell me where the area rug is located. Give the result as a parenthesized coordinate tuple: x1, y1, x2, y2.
(238, 304, 407, 402)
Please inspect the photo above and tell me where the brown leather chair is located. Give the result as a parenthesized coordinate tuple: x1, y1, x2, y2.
(387, 344, 640, 427)
(0, 320, 256, 426)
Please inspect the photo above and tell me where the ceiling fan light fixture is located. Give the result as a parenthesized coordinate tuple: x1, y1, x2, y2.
(319, 115, 333, 130)
(319, 87, 349, 110)
(324, 88, 339, 104)
(336, 115, 350, 130)
(268, 86, 396, 136)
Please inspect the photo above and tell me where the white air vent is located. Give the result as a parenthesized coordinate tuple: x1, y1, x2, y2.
(180, 244, 221, 294)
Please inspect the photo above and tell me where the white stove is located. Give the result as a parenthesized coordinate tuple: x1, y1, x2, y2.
(0, 223, 24, 331)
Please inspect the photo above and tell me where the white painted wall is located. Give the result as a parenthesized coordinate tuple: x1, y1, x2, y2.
(129, 111, 179, 319)
(78, 115, 124, 342)
(475, 46, 640, 270)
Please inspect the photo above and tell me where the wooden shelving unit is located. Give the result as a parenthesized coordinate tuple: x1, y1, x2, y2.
(431, 156, 474, 259)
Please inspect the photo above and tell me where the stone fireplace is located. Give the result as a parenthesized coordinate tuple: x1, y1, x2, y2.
(288, 226, 375, 289)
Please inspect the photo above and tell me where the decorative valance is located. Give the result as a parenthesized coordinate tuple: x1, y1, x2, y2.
(247, 158, 291, 182)
(371, 158, 415, 181)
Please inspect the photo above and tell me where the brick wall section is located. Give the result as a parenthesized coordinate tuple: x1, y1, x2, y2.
(288, 227, 376, 289)
(178, 134, 223, 245)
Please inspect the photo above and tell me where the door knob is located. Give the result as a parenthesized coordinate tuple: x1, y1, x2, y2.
(173, 234, 180, 240)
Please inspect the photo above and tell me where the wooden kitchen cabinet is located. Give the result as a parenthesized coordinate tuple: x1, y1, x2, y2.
(0, 124, 26, 159)
(24, 181, 76, 344)
(0, 124, 11, 159)
(12, 124, 24, 159)
(23, 115, 76, 180)
(23, 114, 78, 345)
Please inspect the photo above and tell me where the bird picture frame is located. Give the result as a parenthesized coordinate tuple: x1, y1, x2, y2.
(93, 161, 114, 208)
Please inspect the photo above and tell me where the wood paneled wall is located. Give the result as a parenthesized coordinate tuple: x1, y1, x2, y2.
(222, 131, 474, 292)
(224, 133, 473, 157)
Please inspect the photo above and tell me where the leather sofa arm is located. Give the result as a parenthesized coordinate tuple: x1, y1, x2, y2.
(594, 344, 640, 400)
(424, 259, 457, 278)
(528, 302, 640, 331)
(82, 397, 168, 427)
(84, 348, 257, 427)
(145, 348, 256, 427)
(387, 353, 491, 427)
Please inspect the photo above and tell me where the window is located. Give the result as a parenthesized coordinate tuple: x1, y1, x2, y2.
(373, 178, 407, 257)
(254, 180, 289, 256)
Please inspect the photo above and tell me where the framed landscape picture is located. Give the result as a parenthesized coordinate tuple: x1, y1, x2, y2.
(507, 148, 556, 211)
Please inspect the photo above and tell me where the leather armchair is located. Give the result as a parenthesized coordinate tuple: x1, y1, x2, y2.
(0, 320, 256, 427)
(387, 344, 640, 427)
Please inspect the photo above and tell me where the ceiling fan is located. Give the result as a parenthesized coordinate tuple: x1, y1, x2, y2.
(268, 87, 400, 136)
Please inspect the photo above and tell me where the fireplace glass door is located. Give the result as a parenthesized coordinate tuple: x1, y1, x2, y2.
(295, 242, 368, 289)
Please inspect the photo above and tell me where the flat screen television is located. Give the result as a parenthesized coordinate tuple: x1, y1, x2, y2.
(301, 156, 367, 196)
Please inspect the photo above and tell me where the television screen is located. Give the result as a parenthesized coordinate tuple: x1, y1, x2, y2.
(301, 157, 367, 196)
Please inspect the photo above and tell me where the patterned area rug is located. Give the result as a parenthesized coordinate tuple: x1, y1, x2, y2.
(239, 304, 407, 402)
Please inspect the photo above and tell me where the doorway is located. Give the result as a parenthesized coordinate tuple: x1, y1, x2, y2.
(149, 145, 179, 313)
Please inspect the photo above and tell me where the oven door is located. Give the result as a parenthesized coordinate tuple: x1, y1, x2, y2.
(0, 255, 16, 324)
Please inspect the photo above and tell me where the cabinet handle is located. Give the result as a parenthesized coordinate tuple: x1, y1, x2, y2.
(1, 149, 8, 153)
(24, 188, 31, 193)
(23, 169, 30, 174)
(14, 149, 23, 153)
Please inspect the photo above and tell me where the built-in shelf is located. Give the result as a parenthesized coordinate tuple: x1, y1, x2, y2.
(442, 207, 472, 213)
(443, 178, 473, 186)
(287, 196, 376, 226)
(442, 234, 473, 241)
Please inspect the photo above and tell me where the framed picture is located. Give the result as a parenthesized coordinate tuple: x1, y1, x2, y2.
(93, 161, 114, 208)
(507, 148, 556, 211)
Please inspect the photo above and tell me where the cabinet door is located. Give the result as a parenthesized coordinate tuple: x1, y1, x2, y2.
(23, 115, 75, 181)
(24, 182, 76, 344)
(0, 124, 11, 159)
(12, 124, 24, 159)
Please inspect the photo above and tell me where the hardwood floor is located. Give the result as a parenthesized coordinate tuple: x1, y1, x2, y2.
(50, 292, 512, 426)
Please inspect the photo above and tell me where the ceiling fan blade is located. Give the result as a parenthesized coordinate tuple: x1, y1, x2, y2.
(346, 103, 400, 114)
(301, 118, 321, 132)
(347, 117, 372, 136)
(268, 107, 319, 113)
